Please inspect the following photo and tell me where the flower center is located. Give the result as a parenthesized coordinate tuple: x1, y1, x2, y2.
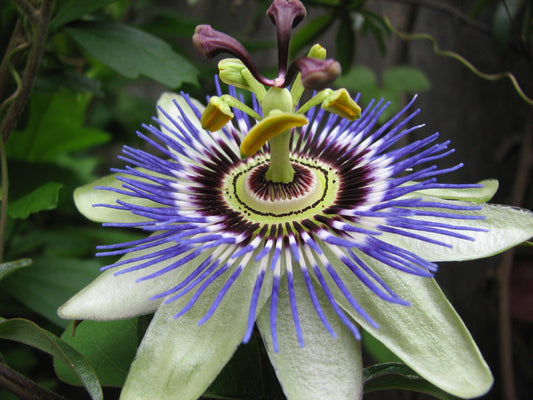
(222, 155, 340, 223)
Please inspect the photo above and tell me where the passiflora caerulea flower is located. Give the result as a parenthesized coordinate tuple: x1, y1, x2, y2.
(59, 1, 533, 399)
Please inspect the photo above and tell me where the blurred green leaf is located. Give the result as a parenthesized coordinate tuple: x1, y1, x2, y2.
(364, 362, 461, 399)
(383, 66, 431, 93)
(141, 7, 199, 37)
(336, 65, 429, 122)
(36, 69, 103, 96)
(360, 10, 391, 55)
(54, 319, 139, 387)
(50, 0, 118, 30)
(492, 0, 525, 48)
(290, 14, 334, 57)
(0, 259, 32, 281)
(65, 21, 199, 88)
(1, 257, 101, 328)
(7, 226, 143, 259)
(335, 65, 377, 93)
(469, 0, 496, 18)
(0, 317, 103, 400)
(336, 13, 356, 71)
(5, 182, 63, 219)
(7, 89, 111, 163)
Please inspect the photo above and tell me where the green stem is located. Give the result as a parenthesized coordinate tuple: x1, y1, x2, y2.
(221, 94, 261, 120)
(0, 132, 7, 263)
(297, 89, 332, 115)
(1, 0, 55, 142)
(0, 361, 67, 400)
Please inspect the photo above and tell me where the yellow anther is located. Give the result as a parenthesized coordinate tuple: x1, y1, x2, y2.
(322, 89, 361, 121)
(307, 44, 326, 60)
(201, 96, 234, 131)
(240, 110, 308, 158)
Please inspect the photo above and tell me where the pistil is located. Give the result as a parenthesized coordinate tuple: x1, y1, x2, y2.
(262, 87, 295, 183)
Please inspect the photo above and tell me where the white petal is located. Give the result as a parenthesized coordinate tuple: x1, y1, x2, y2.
(74, 173, 158, 223)
(120, 255, 271, 400)
(322, 246, 493, 398)
(257, 273, 363, 400)
(58, 241, 209, 320)
(382, 201, 533, 262)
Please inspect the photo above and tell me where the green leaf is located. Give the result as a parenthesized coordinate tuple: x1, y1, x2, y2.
(6, 182, 63, 219)
(65, 21, 198, 88)
(37, 69, 103, 95)
(1, 257, 101, 328)
(364, 363, 461, 399)
(335, 13, 356, 72)
(50, 0, 118, 30)
(335, 66, 377, 93)
(469, 0, 496, 18)
(404, 179, 499, 204)
(289, 14, 334, 57)
(54, 319, 139, 387)
(140, 7, 200, 38)
(6, 88, 110, 162)
(492, 0, 524, 48)
(0, 258, 32, 281)
(0, 318, 103, 400)
(360, 10, 391, 55)
(383, 66, 430, 93)
(7, 226, 142, 259)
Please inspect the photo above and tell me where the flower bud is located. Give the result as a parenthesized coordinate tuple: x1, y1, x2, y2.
(218, 58, 252, 91)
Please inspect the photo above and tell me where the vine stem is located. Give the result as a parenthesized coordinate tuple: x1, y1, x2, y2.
(0, 130, 7, 263)
(0, 0, 55, 262)
(385, 18, 533, 107)
(496, 110, 533, 400)
(1, 0, 55, 143)
(0, 361, 67, 400)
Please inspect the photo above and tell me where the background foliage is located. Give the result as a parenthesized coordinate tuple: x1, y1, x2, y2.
(0, 1, 531, 399)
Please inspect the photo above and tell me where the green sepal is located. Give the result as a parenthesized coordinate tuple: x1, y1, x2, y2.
(320, 246, 493, 399)
(58, 240, 211, 321)
(74, 173, 158, 223)
(403, 179, 499, 203)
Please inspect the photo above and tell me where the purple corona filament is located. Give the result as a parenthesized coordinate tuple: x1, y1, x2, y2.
(94, 84, 486, 351)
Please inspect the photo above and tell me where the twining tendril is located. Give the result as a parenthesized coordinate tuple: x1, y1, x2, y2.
(385, 18, 533, 107)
